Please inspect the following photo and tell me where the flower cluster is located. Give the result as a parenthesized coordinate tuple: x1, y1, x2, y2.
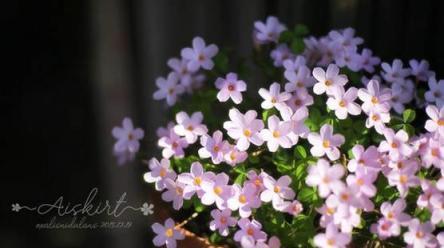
(113, 16, 444, 248)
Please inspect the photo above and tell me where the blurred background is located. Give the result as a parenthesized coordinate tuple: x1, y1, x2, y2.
(2, 0, 444, 247)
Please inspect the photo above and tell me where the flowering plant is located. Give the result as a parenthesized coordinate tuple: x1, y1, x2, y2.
(112, 16, 444, 248)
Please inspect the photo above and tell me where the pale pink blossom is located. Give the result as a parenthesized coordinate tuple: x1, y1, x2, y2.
(326, 86, 361, 119)
(198, 130, 230, 164)
(409, 59, 434, 82)
(209, 209, 237, 236)
(284, 89, 314, 113)
(259, 115, 292, 152)
(158, 129, 188, 158)
(258, 82, 292, 111)
(425, 77, 444, 107)
(151, 218, 184, 248)
(162, 179, 187, 210)
(378, 129, 413, 161)
(215, 72, 247, 104)
(308, 124, 345, 161)
(370, 218, 400, 239)
(270, 44, 294, 67)
(347, 145, 381, 173)
(387, 165, 419, 197)
(306, 159, 345, 198)
(234, 218, 267, 243)
(153, 72, 185, 106)
(167, 58, 193, 86)
(112, 117, 144, 154)
(223, 108, 264, 151)
(417, 179, 440, 209)
(228, 184, 261, 218)
(174, 111, 208, 144)
(281, 200, 303, 216)
(359, 48, 380, 73)
(177, 162, 215, 198)
(181, 37, 218, 71)
(313, 224, 351, 248)
(365, 110, 391, 134)
(357, 79, 392, 114)
(201, 173, 233, 209)
(254, 16, 286, 44)
(280, 107, 310, 144)
(425, 105, 444, 137)
(430, 194, 444, 224)
(381, 59, 411, 84)
(284, 66, 315, 92)
(224, 145, 248, 166)
(260, 175, 295, 209)
(312, 64, 348, 95)
(403, 219, 437, 248)
(380, 198, 411, 226)
(144, 158, 177, 191)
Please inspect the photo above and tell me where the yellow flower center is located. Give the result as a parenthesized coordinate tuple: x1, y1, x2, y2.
(327, 239, 336, 246)
(371, 114, 379, 121)
(243, 129, 252, 137)
(357, 178, 364, 186)
(274, 186, 281, 193)
(339, 100, 346, 107)
(247, 228, 255, 236)
(194, 177, 202, 186)
(322, 140, 330, 148)
(272, 130, 281, 138)
(239, 194, 247, 204)
(416, 231, 424, 239)
(159, 168, 167, 177)
(438, 119, 444, 126)
(371, 96, 379, 104)
(391, 142, 398, 148)
(325, 79, 332, 86)
(214, 186, 223, 195)
(213, 145, 220, 152)
(432, 148, 440, 157)
(400, 175, 408, 184)
(165, 228, 174, 238)
(220, 216, 227, 224)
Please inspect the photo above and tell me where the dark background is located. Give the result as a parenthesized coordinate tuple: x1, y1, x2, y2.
(2, 0, 444, 247)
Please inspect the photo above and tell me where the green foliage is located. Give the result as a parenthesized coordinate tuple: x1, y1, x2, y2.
(403, 109, 416, 123)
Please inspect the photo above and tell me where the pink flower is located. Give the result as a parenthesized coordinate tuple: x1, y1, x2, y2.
(181, 37, 218, 71)
(328, 27, 363, 48)
(430, 194, 444, 224)
(153, 72, 185, 106)
(283, 56, 307, 74)
(156, 121, 174, 138)
(403, 219, 437, 248)
(144, 158, 177, 191)
(223, 108, 264, 151)
(254, 16, 286, 44)
(174, 111, 208, 144)
(209, 209, 237, 236)
(357, 79, 392, 114)
(259, 115, 292, 152)
(228, 184, 261, 217)
(326, 86, 361, 119)
(281, 200, 303, 216)
(346, 169, 377, 197)
(347, 145, 381, 173)
(284, 90, 314, 113)
(224, 145, 248, 166)
(177, 162, 215, 198)
(420, 136, 444, 169)
(258, 82, 292, 111)
(308, 124, 345, 161)
(365, 110, 391, 134)
(215, 73, 247, 104)
(280, 107, 310, 144)
(359, 48, 380, 73)
(312, 64, 348, 95)
(327, 186, 362, 219)
(425, 105, 444, 137)
(245, 170, 266, 194)
(158, 129, 188, 158)
(167, 57, 193, 86)
(112, 117, 144, 154)
(313, 224, 351, 248)
(425, 77, 444, 107)
(378, 128, 413, 161)
(305, 159, 345, 198)
(381, 59, 411, 83)
(409, 59, 434, 82)
(162, 179, 187, 210)
(370, 218, 400, 239)
(151, 218, 184, 248)
(201, 172, 233, 209)
(260, 175, 295, 209)
(417, 179, 440, 209)
(387, 165, 419, 197)
(270, 44, 294, 67)
(380, 198, 411, 226)
(438, 232, 444, 247)
(198, 130, 230, 164)
(284, 66, 315, 92)
(234, 218, 267, 243)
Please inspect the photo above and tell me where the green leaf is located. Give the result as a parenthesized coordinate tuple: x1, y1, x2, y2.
(403, 109, 416, 123)
(213, 51, 229, 73)
(294, 24, 309, 37)
(278, 30, 293, 43)
(298, 187, 318, 203)
(294, 145, 307, 159)
(290, 38, 305, 54)
(403, 124, 415, 137)
(262, 108, 277, 122)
